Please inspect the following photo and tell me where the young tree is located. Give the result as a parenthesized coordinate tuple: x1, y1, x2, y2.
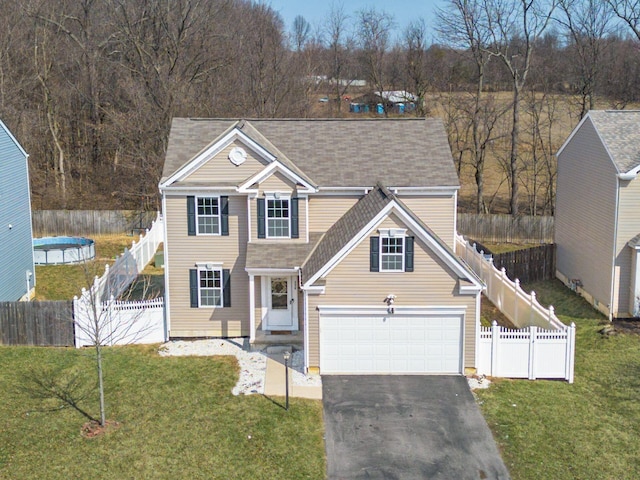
(324, 3, 353, 114)
(403, 19, 430, 116)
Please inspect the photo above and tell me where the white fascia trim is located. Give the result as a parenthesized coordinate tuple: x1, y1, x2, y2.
(459, 284, 483, 295)
(315, 186, 459, 196)
(618, 169, 639, 181)
(301, 285, 326, 294)
(160, 186, 240, 194)
(304, 200, 482, 289)
(317, 305, 467, 316)
(160, 128, 277, 188)
(237, 160, 317, 193)
(303, 289, 310, 373)
(195, 261, 224, 268)
(245, 267, 300, 276)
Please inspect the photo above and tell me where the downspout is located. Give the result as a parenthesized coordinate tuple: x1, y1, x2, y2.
(610, 177, 621, 321)
(161, 192, 171, 339)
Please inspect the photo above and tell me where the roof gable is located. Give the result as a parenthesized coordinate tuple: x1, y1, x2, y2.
(301, 185, 481, 290)
(162, 118, 460, 189)
(558, 111, 640, 176)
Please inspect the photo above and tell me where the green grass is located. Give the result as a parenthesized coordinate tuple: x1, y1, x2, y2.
(482, 242, 536, 254)
(0, 345, 325, 479)
(477, 280, 640, 479)
(35, 235, 155, 300)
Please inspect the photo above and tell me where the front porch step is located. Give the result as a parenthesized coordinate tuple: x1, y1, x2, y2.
(251, 330, 303, 352)
(265, 345, 293, 355)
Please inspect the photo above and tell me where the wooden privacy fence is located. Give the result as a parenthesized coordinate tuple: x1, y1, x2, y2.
(0, 301, 74, 346)
(33, 210, 158, 235)
(490, 244, 556, 284)
(457, 214, 554, 243)
(455, 234, 575, 382)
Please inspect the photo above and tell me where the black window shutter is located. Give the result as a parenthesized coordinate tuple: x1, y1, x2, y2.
(187, 196, 196, 236)
(291, 197, 299, 238)
(370, 237, 380, 272)
(220, 196, 229, 236)
(189, 269, 198, 307)
(223, 269, 231, 307)
(257, 198, 266, 239)
(405, 237, 414, 272)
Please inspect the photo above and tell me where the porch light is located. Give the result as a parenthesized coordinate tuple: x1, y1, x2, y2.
(385, 294, 396, 314)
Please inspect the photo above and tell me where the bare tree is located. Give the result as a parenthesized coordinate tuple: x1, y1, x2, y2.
(324, 3, 353, 114)
(292, 14, 311, 52)
(482, 0, 558, 216)
(403, 19, 430, 116)
(356, 7, 394, 116)
(558, 0, 613, 118)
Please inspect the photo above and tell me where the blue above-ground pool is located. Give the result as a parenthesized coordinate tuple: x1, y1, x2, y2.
(33, 236, 96, 265)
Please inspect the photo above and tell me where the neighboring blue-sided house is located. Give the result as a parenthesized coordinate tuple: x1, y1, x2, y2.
(0, 119, 35, 301)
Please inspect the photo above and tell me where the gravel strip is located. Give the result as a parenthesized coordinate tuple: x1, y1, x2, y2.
(158, 339, 321, 395)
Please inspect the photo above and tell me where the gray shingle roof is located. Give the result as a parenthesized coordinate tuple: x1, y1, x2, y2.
(588, 111, 640, 173)
(246, 233, 322, 269)
(301, 184, 394, 284)
(162, 118, 459, 188)
(628, 233, 640, 248)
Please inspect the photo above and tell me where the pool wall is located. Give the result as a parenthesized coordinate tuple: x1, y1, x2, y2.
(33, 236, 96, 265)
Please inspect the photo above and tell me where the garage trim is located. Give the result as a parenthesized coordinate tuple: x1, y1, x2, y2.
(318, 306, 466, 375)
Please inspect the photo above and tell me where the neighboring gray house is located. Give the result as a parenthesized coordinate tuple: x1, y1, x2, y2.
(0, 119, 35, 301)
(555, 110, 640, 319)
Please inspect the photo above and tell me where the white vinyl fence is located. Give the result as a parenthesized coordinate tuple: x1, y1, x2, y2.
(455, 234, 576, 383)
(74, 214, 166, 347)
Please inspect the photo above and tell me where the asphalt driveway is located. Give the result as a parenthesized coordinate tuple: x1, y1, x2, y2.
(322, 375, 510, 480)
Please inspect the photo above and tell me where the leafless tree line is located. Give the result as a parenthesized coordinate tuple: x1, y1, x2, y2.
(2, 0, 640, 214)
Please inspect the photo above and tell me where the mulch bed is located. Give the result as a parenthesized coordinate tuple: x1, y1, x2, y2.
(81, 419, 120, 438)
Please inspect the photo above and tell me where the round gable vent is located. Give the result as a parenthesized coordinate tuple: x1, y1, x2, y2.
(229, 146, 247, 166)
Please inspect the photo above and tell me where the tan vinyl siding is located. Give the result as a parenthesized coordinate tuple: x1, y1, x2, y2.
(555, 118, 618, 311)
(306, 214, 477, 370)
(165, 194, 249, 337)
(614, 176, 640, 315)
(401, 195, 456, 248)
(258, 171, 296, 192)
(308, 195, 359, 232)
(182, 141, 268, 184)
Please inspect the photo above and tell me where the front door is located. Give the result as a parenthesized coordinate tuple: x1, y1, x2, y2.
(264, 276, 297, 330)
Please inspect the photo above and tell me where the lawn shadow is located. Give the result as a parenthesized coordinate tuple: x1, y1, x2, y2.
(261, 394, 286, 410)
(522, 279, 606, 321)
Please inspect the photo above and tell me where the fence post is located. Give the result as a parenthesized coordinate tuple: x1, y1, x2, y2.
(566, 322, 576, 383)
(499, 268, 506, 309)
(514, 279, 520, 326)
(529, 326, 537, 380)
(491, 320, 499, 376)
(548, 305, 555, 330)
(530, 291, 536, 326)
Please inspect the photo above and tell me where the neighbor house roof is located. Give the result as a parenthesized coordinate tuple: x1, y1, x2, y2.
(584, 111, 640, 174)
(162, 118, 459, 188)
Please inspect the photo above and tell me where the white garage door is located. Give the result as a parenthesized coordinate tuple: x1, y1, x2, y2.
(320, 313, 463, 374)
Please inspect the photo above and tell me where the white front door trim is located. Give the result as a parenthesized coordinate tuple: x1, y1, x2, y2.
(261, 275, 298, 331)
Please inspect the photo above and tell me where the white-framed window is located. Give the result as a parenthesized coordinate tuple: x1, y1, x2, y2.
(266, 195, 290, 238)
(198, 267, 222, 307)
(381, 236, 405, 271)
(197, 196, 220, 235)
(379, 228, 407, 272)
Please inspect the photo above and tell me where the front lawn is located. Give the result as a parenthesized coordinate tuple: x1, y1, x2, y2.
(477, 280, 640, 479)
(0, 345, 325, 479)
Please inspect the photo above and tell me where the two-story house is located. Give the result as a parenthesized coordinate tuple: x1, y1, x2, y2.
(160, 118, 482, 374)
(0, 118, 35, 301)
(556, 110, 640, 319)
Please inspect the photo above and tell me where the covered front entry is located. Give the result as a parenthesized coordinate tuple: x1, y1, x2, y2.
(261, 275, 298, 331)
(319, 308, 463, 374)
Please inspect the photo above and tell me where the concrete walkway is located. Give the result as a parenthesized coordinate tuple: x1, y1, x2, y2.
(263, 354, 322, 400)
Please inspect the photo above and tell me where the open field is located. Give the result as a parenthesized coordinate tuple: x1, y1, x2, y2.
(478, 280, 640, 479)
(0, 345, 325, 479)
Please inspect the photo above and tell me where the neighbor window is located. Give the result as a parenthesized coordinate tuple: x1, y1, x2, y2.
(381, 236, 404, 272)
(197, 197, 220, 234)
(267, 197, 290, 238)
(199, 268, 222, 307)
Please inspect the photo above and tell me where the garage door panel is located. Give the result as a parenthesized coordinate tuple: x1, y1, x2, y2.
(320, 313, 462, 374)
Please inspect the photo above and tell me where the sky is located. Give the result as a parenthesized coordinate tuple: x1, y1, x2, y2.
(265, 0, 447, 41)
